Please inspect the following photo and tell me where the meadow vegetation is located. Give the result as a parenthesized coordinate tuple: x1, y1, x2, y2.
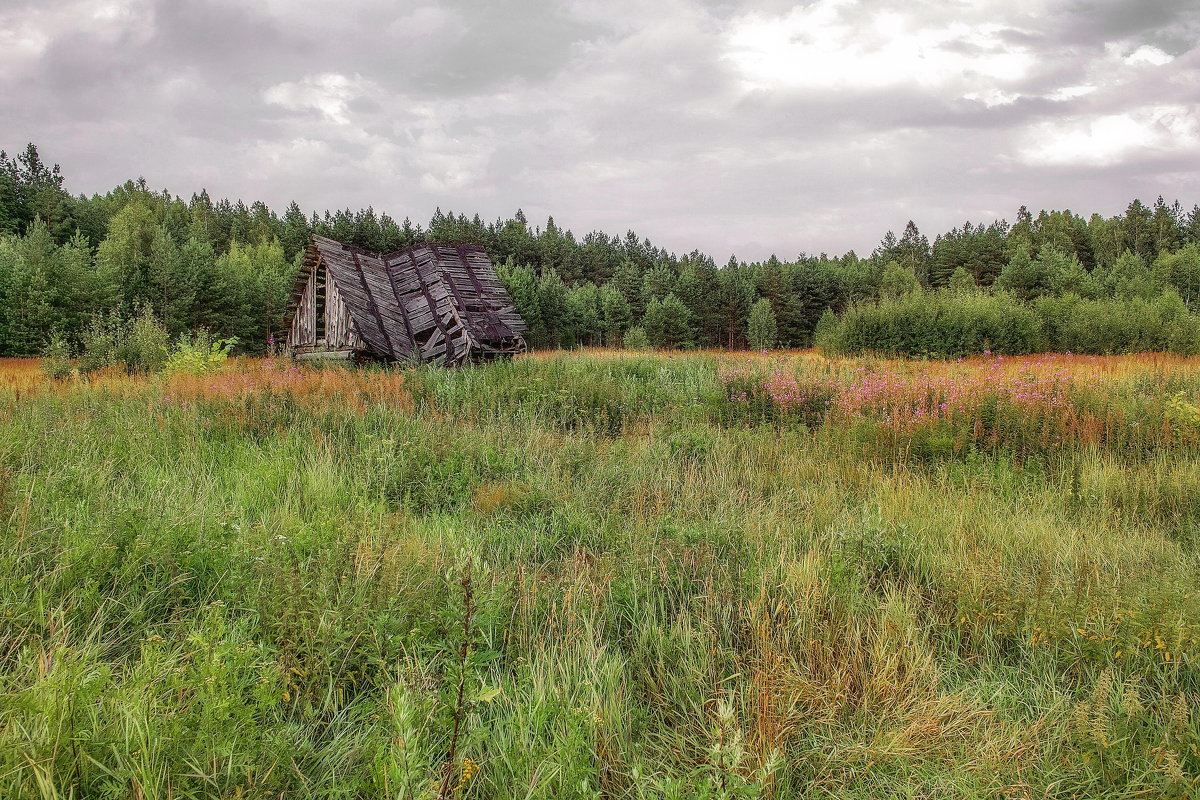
(1, 351, 1199, 798)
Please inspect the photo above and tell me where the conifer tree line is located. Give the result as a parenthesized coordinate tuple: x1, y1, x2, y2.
(2, 142, 1200, 358)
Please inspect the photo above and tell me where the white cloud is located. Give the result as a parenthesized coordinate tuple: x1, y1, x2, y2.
(263, 73, 379, 124)
(1021, 105, 1200, 166)
(965, 89, 1021, 107)
(91, 1, 140, 23)
(1123, 44, 1173, 66)
(1044, 84, 1096, 102)
(723, 2, 1034, 94)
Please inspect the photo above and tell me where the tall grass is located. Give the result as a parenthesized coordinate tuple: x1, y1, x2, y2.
(0, 354, 1197, 798)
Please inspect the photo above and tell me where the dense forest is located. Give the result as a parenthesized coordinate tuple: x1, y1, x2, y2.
(3, 142, 1200, 358)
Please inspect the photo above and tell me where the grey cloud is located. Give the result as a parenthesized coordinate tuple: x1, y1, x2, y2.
(2, 0, 1198, 260)
(1065, 0, 1200, 41)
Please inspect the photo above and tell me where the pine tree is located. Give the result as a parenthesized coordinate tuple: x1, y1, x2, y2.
(96, 200, 157, 310)
(623, 326, 650, 350)
(756, 260, 796, 344)
(229, 200, 253, 245)
(154, 196, 183, 240)
(377, 214, 407, 252)
(874, 230, 899, 262)
(813, 308, 840, 351)
(1088, 213, 1123, 269)
(0, 222, 58, 354)
(207, 239, 294, 349)
(0, 152, 20, 235)
(1046, 253, 1099, 299)
(640, 263, 677, 307)
(976, 221, 1013, 284)
(15, 144, 72, 239)
(56, 230, 118, 335)
(249, 200, 280, 245)
(642, 293, 695, 349)
(929, 228, 962, 288)
(148, 224, 193, 335)
(213, 242, 255, 343)
(537, 271, 569, 348)
(0, 237, 12, 350)
(1105, 251, 1161, 300)
(252, 239, 296, 348)
(897, 221, 932, 285)
(495, 210, 539, 267)
(578, 231, 622, 285)
(841, 254, 884, 304)
(538, 216, 572, 280)
(1151, 196, 1183, 258)
(354, 207, 385, 252)
(180, 236, 230, 332)
(675, 263, 720, 347)
(995, 251, 1048, 301)
(188, 190, 216, 249)
(280, 201, 311, 261)
(948, 266, 976, 292)
(610, 259, 644, 321)
(1184, 206, 1200, 245)
(599, 283, 631, 346)
(564, 283, 601, 347)
(788, 261, 843, 346)
(1009, 205, 1035, 259)
(1121, 199, 1154, 264)
(623, 230, 652, 270)
(326, 209, 355, 244)
(713, 267, 755, 348)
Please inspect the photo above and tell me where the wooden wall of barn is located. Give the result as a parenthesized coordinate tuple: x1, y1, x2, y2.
(287, 261, 366, 352)
(289, 266, 316, 346)
(325, 276, 365, 349)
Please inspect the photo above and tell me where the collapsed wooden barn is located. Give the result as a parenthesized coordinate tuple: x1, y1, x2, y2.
(284, 235, 527, 365)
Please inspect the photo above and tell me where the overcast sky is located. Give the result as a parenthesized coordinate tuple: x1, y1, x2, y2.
(2, 0, 1198, 261)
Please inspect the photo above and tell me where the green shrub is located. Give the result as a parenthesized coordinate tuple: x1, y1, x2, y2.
(165, 331, 238, 375)
(747, 298, 777, 350)
(1036, 290, 1200, 355)
(624, 325, 650, 350)
(77, 312, 121, 374)
(39, 331, 75, 380)
(79, 305, 170, 374)
(813, 308, 840, 352)
(822, 290, 1042, 357)
(880, 261, 920, 299)
(123, 306, 171, 372)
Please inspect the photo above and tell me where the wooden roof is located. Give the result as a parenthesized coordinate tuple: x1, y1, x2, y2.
(284, 236, 527, 364)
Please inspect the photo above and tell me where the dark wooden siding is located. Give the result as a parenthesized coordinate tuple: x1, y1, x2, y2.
(284, 235, 527, 364)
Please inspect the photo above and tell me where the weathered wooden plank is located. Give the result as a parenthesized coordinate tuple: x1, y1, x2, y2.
(287, 237, 527, 363)
(294, 348, 357, 361)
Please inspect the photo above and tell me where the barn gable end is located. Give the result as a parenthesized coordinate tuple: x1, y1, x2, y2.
(284, 236, 527, 364)
(286, 243, 369, 359)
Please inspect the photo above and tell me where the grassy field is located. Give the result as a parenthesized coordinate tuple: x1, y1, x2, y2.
(1, 351, 1198, 799)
